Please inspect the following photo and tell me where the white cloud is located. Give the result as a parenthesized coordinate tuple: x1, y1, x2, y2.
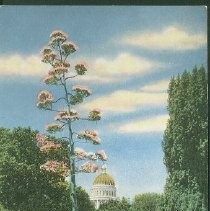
(75, 53, 165, 84)
(82, 79, 170, 114)
(92, 53, 163, 76)
(0, 53, 165, 84)
(116, 114, 169, 134)
(0, 54, 47, 76)
(73, 74, 115, 84)
(121, 26, 207, 50)
(141, 79, 170, 92)
(82, 90, 167, 114)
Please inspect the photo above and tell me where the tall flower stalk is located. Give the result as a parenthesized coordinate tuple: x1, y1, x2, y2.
(36, 30, 107, 211)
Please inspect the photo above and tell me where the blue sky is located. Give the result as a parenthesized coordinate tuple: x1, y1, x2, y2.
(0, 6, 207, 199)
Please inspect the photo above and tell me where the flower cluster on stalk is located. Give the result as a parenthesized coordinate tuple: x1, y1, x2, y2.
(74, 148, 108, 162)
(50, 66, 68, 75)
(70, 85, 92, 105)
(72, 85, 92, 97)
(36, 133, 62, 153)
(75, 63, 87, 75)
(96, 150, 108, 161)
(81, 162, 99, 173)
(36, 133, 48, 144)
(40, 142, 61, 153)
(40, 160, 69, 177)
(88, 109, 101, 121)
(61, 41, 77, 56)
(45, 123, 63, 133)
(49, 31, 68, 48)
(54, 61, 70, 68)
(55, 109, 79, 121)
(37, 90, 53, 109)
(77, 130, 100, 145)
(86, 152, 97, 161)
(74, 147, 87, 159)
(43, 74, 60, 85)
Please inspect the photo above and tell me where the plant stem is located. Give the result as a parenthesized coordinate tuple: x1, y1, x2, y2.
(62, 72, 78, 211)
(58, 42, 78, 211)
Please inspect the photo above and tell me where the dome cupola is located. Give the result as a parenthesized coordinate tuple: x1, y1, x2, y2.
(90, 165, 117, 209)
(93, 172, 115, 185)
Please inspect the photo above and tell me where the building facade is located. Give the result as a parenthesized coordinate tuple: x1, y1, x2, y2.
(90, 167, 117, 209)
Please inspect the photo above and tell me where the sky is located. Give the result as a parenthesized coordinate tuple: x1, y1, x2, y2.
(0, 6, 207, 199)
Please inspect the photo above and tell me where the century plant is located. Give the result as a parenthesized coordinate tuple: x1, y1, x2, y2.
(36, 30, 107, 211)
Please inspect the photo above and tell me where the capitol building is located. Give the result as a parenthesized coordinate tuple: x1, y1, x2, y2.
(90, 166, 117, 209)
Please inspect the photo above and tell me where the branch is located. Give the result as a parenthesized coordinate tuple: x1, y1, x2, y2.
(72, 132, 79, 136)
(58, 43, 63, 62)
(45, 108, 63, 112)
(74, 140, 89, 144)
(60, 136, 70, 140)
(78, 117, 89, 121)
(65, 75, 78, 81)
(52, 97, 67, 104)
(54, 58, 61, 62)
(63, 55, 68, 63)
(56, 119, 66, 124)
(67, 92, 74, 97)
(55, 77, 63, 86)
(75, 159, 86, 163)
(61, 122, 68, 128)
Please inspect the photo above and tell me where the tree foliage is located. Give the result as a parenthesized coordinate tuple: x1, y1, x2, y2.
(76, 187, 95, 211)
(98, 198, 131, 211)
(130, 193, 161, 211)
(161, 66, 208, 210)
(0, 204, 8, 211)
(0, 127, 94, 211)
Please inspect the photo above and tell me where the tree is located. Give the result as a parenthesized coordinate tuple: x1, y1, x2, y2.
(120, 197, 132, 211)
(160, 171, 204, 211)
(0, 127, 95, 211)
(0, 127, 68, 211)
(130, 193, 161, 211)
(162, 66, 208, 210)
(36, 30, 106, 211)
(76, 187, 95, 211)
(98, 198, 131, 211)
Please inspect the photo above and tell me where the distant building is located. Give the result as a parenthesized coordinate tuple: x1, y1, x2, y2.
(90, 166, 117, 209)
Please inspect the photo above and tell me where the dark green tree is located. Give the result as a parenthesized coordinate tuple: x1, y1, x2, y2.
(76, 187, 95, 211)
(162, 66, 208, 210)
(0, 127, 95, 211)
(160, 171, 204, 211)
(130, 193, 161, 211)
(187, 66, 208, 205)
(98, 198, 131, 211)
